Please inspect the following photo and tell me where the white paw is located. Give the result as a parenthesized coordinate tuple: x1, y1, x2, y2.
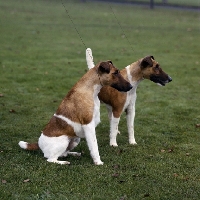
(47, 159, 70, 165)
(62, 152, 81, 157)
(74, 152, 81, 157)
(117, 130, 120, 135)
(59, 161, 70, 165)
(110, 143, 118, 147)
(129, 141, 137, 145)
(94, 161, 104, 165)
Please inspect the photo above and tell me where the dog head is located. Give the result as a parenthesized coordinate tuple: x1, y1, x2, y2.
(97, 61, 132, 92)
(140, 56, 172, 86)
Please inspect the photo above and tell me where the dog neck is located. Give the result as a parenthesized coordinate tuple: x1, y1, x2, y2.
(96, 68, 103, 87)
(123, 61, 144, 85)
(78, 66, 102, 88)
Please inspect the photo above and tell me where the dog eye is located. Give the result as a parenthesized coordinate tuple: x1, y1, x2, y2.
(113, 70, 119, 75)
(155, 64, 159, 69)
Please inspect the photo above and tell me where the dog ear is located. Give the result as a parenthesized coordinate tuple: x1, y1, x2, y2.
(98, 61, 111, 74)
(107, 60, 113, 65)
(140, 56, 155, 68)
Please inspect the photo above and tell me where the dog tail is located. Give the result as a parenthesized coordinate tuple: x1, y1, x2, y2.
(86, 48, 95, 69)
(18, 141, 39, 150)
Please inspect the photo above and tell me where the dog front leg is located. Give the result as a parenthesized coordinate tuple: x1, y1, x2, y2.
(126, 104, 137, 145)
(83, 123, 103, 165)
(110, 115, 120, 147)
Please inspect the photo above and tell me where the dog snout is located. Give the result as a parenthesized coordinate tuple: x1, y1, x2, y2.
(127, 83, 133, 91)
(168, 75, 172, 82)
(121, 82, 133, 92)
(111, 82, 132, 92)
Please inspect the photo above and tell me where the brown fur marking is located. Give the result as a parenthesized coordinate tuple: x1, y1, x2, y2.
(43, 116, 76, 137)
(27, 143, 39, 150)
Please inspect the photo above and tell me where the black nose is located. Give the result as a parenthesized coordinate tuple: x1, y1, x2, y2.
(168, 76, 172, 82)
(129, 84, 133, 90)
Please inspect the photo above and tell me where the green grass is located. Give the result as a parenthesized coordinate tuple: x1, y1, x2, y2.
(0, 0, 200, 199)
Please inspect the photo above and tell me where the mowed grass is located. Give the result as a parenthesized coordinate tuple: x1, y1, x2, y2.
(0, 0, 200, 199)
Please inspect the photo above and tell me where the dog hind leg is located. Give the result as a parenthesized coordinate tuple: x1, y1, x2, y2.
(60, 137, 81, 157)
(38, 134, 71, 164)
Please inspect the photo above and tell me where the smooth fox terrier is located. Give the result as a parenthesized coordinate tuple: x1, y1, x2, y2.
(86, 48, 172, 147)
(19, 60, 132, 165)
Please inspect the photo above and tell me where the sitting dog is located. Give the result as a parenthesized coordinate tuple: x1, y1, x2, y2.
(19, 60, 132, 165)
(86, 48, 172, 147)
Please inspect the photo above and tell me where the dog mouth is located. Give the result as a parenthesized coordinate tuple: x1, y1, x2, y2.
(156, 82, 166, 86)
(111, 83, 133, 92)
(150, 75, 172, 86)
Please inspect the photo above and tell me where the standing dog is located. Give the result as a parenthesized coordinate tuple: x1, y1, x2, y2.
(86, 48, 172, 147)
(19, 61, 132, 165)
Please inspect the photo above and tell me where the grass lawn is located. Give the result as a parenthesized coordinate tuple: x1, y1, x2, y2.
(0, 0, 200, 199)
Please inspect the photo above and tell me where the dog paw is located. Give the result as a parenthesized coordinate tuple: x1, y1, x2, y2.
(129, 141, 137, 145)
(75, 153, 81, 157)
(67, 152, 81, 157)
(60, 161, 71, 165)
(47, 159, 70, 165)
(110, 143, 118, 147)
(94, 161, 104, 165)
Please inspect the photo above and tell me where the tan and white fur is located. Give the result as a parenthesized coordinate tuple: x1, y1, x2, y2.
(86, 48, 172, 147)
(19, 60, 132, 165)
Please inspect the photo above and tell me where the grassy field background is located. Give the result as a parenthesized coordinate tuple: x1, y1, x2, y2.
(0, 0, 200, 199)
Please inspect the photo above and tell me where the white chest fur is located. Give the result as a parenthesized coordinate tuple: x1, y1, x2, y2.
(93, 84, 101, 127)
(123, 88, 137, 111)
(123, 65, 140, 111)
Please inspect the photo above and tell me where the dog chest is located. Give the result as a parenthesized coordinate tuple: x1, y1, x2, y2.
(93, 85, 101, 127)
(123, 86, 137, 111)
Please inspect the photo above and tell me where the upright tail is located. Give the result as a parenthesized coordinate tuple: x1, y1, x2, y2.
(18, 141, 39, 150)
(86, 48, 95, 69)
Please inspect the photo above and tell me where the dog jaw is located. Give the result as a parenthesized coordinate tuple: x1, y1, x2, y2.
(150, 74, 172, 86)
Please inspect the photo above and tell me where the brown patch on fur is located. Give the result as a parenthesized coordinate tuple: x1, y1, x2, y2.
(54, 66, 101, 125)
(26, 143, 39, 150)
(98, 86, 127, 118)
(43, 116, 76, 137)
(56, 88, 94, 125)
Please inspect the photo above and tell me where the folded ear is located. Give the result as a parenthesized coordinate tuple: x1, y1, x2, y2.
(98, 61, 111, 74)
(140, 56, 155, 68)
(107, 60, 113, 65)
